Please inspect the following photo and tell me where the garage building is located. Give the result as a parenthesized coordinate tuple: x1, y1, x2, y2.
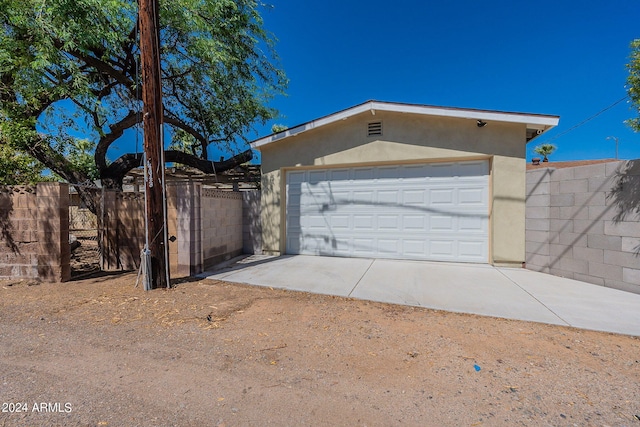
(251, 101, 559, 267)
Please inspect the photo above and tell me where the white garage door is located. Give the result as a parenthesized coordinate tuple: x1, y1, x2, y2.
(285, 160, 489, 263)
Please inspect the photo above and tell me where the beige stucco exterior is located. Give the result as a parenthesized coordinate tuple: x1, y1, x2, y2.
(256, 105, 556, 267)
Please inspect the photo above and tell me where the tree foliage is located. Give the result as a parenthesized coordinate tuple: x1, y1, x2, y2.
(534, 143, 556, 162)
(0, 0, 287, 192)
(0, 144, 47, 185)
(66, 138, 100, 181)
(627, 39, 640, 132)
(271, 123, 288, 133)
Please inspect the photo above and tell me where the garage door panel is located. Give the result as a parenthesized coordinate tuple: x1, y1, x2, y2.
(377, 190, 398, 204)
(286, 160, 489, 262)
(429, 163, 456, 179)
(378, 239, 399, 254)
(329, 169, 350, 181)
(298, 233, 331, 252)
(308, 170, 328, 184)
(307, 215, 329, 229)
(403, 164, 428, 179)
(430, 188, 454, 204)
(353, 190, 374, 204)
(402, 215, 425, 230)
(459, 215, 486, 232)
(430, 215, 454, 231)
(379, 166, 403, 180)
(331, 238, 351, 254)
(354, 215, 375, 230)
(403, 189, 426, 204)
(459, 160, 489, 177)
(430, 240, 455, 257)
(353, 238, 376, 256)
(287, 171, 306, 184)
(303, 183, 332, 196)
(354, 168, 375, 180)
(459, 241, 486, 258)
(287, 235, 301, 253)
(403, 240, 426, 256)
(458, 188, 485, 205)
(378, 215, 399, 230)
(329, 189, 350, 199)
(330, 215, 350, 229)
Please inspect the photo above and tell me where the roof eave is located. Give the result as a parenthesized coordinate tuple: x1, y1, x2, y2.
(250, 100, 560, 150)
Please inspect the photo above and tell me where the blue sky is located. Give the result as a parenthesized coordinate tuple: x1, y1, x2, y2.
(233, 0, 640, 163)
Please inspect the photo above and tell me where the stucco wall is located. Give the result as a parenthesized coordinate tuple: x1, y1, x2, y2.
(259, 110, 528, 265)
(526, 160, 640, 294)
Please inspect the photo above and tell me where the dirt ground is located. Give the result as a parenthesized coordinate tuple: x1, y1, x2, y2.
(1, 273, 639, 427)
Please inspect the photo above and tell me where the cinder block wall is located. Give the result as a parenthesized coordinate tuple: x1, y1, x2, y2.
(200, 187, 243, 270)
(526, 160, 640, 294)
(2, 182, 249, 281)
(103, 183, 246, 277)
(167, 184, 180, 276)
(0, 186, 39, 278)
(242, 190, 262, 255)
(0, 183, 70, 282)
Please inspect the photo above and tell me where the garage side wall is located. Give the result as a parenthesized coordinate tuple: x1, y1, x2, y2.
(260, 111, 527, 264)
(525, 160, 640, 294)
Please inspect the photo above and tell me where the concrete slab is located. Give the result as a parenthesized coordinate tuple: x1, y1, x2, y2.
(204, 255, 373, 297)
(351, 260, 568, 325)
(203, 255, 640, 337)
(499, 268, 640, 336)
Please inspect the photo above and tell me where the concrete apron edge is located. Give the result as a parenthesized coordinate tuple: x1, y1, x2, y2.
(202, 256, 640, 336)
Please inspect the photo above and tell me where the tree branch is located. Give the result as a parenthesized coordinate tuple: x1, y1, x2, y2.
(163, 115, 208, 148)
(52, 39, 136, 96)
(100, 149, 253, 189)
(95, 111, 140, 172)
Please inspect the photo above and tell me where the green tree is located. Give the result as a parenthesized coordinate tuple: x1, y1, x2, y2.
(67, 138, 99, 181)
(627, 39, 640, 131)
(0, 144, 46, 185)
(0, 0, 287, 209)
(271, 123, 288, 133)
(534, 144, 556, 162)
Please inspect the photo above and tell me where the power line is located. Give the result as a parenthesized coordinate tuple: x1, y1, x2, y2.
(537, 95, 629, 146)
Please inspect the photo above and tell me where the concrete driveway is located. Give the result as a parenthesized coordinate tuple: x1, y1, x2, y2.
(203, 255, 640, 337)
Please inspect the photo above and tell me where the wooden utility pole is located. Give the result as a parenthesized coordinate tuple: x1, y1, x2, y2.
(139, 0, 169, 289)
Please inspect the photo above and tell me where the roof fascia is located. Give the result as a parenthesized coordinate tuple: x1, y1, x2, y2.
(251, 101, 560, 149)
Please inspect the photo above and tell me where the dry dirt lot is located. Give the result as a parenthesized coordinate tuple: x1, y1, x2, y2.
(1, 272, 639, 427)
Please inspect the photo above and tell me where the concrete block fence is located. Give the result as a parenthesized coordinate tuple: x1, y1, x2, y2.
(2, 181, 261, 282)
(104, 183, 254, 277)
(526, 160, 640, 294)
(0, 183, 70, 282)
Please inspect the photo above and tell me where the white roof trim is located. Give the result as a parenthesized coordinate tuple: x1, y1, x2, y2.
(251, 100, 560, 149)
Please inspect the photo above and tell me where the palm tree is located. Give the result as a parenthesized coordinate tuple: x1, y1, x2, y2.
(534, 144, 557, 162)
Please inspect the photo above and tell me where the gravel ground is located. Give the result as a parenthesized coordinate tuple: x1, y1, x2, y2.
(1, 273, 639, 427)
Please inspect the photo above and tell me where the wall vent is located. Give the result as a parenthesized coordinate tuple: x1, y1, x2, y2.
(368, 121, 382, 136)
